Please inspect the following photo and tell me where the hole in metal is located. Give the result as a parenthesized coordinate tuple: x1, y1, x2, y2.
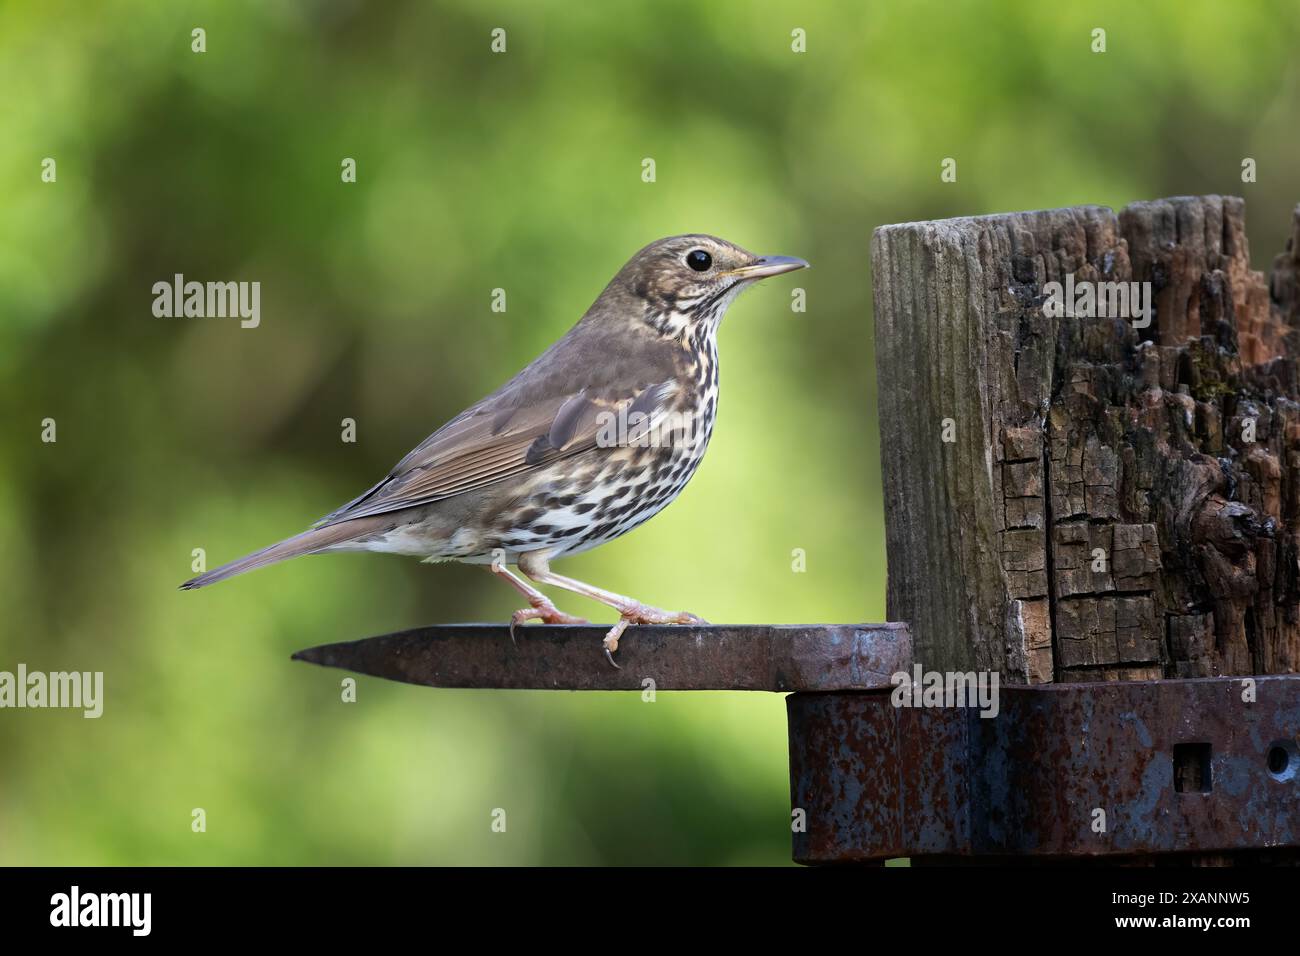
(1173, 742, 1212, 793)
(1266, 741, 1298, 783)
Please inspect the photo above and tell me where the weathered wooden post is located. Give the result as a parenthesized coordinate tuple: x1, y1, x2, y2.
(791, 194, 1300, 863)
(297, 195, 1300, 865)
(871, 194, 1300, 683)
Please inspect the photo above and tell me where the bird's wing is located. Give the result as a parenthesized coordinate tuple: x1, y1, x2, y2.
(315, 379, 678, 527)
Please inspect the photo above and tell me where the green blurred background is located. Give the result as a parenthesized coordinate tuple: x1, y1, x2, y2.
(2, 0, 1298, 865)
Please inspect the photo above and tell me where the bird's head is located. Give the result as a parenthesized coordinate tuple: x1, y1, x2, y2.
(609, 234, 808, 337)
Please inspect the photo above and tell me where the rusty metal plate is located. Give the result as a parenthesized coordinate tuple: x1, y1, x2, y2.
(789, 676, 1300, 863)
(293, 623, 911, 691)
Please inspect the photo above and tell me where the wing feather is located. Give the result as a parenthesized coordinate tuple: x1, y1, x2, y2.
(315, 380, 675, 527)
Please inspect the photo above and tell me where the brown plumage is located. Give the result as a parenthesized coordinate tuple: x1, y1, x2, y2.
(181, 234, 807, 664)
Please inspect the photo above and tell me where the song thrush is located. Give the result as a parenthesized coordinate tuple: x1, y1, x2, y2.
(181, 235, 808, 664)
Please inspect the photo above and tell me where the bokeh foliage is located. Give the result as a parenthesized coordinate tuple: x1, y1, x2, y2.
(1, 0, 1298, 864)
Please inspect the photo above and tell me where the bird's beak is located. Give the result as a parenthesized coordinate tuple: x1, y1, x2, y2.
(726, 255, 810, 281)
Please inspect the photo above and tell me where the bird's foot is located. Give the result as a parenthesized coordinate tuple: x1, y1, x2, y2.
(509, 599, 588, 644)
(601, 603, 708, 668)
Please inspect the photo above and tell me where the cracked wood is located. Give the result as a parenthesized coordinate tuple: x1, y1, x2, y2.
(872, 195, 1300, 682)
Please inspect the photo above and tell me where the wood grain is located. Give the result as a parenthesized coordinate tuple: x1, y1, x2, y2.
(873, 196, 1300, 682)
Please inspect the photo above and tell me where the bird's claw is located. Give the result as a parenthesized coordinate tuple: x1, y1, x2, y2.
(509, 603, 588, 646)
(599, 603, 706, 667)
(601, 616, 630, 668)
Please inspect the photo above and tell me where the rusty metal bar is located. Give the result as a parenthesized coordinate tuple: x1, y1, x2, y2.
(788, 676, 1300, 863)
(293, 622, 912, 691)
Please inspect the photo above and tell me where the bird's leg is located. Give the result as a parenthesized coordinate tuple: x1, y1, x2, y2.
(486, 556, 587, 643)
(518, 552, 706, 667)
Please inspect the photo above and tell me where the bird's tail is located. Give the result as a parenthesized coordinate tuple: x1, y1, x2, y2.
(178, 520, 374, 590)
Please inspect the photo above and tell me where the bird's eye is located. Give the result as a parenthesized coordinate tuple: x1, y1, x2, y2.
(686, 249, 712, 272)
